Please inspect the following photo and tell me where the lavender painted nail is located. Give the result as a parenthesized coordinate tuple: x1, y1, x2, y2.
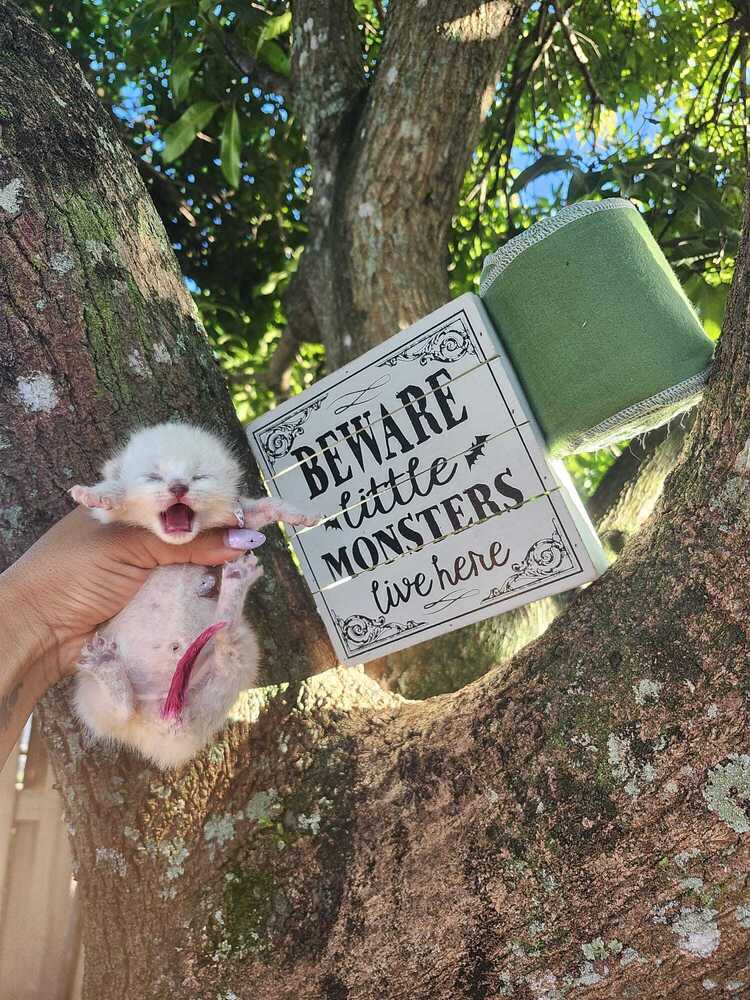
(226, 529, 266, 550)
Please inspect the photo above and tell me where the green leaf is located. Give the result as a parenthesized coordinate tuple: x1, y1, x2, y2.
(684, 275, 727, 341)
(256, 11, 291, 53)
(510, 154, 580, 195)
(127, 0, 175, 23)
(220, 107, 242, 188)
(162, 100, 219, 162)
(257, 40, 291, 78)
(170, 50, 199, 104)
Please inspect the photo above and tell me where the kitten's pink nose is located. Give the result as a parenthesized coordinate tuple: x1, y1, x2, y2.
(168, 482, 189, 498)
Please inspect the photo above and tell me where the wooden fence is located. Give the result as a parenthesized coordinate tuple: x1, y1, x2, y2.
(0, 718, 83, 1000)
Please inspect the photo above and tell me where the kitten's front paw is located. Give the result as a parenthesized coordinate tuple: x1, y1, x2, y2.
(286, 506, 323, 529)
(69, 485, 121, 511)
(241, 497, 321, 529)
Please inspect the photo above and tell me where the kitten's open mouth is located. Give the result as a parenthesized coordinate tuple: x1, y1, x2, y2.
(160, 502, 195, 534)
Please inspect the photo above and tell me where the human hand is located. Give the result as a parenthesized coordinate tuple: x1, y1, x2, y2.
(0, 508, 264, 685)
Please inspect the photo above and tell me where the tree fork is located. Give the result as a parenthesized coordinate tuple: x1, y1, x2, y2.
(2, 4, 750, 998)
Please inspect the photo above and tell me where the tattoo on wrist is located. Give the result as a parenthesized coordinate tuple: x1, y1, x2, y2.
(0, 681, 22, 732)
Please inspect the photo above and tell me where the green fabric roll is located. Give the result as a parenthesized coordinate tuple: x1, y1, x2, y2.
(479, 198, 715, 456)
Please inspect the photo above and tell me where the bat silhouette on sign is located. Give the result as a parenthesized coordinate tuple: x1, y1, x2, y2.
(324, 516, 343, 531)
(465, 434, 489, 470)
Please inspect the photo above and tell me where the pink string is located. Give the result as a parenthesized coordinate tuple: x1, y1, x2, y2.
(161, 620, 229, 720)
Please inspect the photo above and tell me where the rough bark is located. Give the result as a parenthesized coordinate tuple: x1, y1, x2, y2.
(0, 9, 332, 990)
(589, 421, 692, 554)
(289, 0, 529, 368)
(3, 5, 750, 999)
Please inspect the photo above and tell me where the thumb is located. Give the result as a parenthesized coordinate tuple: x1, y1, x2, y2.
(144, 528, 266, 568)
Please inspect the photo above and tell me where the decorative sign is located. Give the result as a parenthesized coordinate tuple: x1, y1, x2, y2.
(247, 294, 607, 665)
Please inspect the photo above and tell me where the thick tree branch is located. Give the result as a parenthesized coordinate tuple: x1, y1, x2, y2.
(256, 324, 302, 397)
(221, 32, 293, 103)
(587, 419, 692, 554)
(256, 251, 324, 396)
(283, 0, 367, 376)
(290, 0, 365, 174)
(328, 0, 531, 368)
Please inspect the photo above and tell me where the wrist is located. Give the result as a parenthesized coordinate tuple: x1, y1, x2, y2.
(0, 566, 59, 689)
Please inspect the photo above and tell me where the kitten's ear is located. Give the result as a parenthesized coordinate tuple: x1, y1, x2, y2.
(69, 482, 124, 511)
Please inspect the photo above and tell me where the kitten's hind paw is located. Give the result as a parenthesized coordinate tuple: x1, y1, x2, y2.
(222, 551, 264, 587)
(215, 553, 264, 623)
(77, 634, 120, 670)
(75, 634, 134, 726)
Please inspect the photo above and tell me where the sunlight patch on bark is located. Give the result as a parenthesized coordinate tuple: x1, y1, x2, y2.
(440, 11, 508, 41)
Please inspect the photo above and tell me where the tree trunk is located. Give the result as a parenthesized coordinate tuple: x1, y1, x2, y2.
(289, 0, 531, 367)
(3, 5, 750, 999)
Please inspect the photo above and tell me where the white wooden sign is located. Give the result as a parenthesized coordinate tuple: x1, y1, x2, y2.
(247, 294, 607, 665)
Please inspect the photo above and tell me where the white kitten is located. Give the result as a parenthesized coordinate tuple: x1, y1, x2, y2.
(70, 422, 246, 543)
(69, 422, 318, 770)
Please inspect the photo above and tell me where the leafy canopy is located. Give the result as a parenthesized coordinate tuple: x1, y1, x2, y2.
(25, 0, 746, 491)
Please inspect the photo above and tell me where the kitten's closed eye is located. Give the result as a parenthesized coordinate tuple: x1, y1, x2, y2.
(192, 475, 209, 481)
(145, 473, 162, 482)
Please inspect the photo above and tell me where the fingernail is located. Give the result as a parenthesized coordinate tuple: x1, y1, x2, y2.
(226, 529, 265, 550)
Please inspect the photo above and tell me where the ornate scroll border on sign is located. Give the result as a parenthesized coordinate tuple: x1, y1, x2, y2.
(335, 614, 427, 650)
(257, 397, 329, 469)
(322, 497, 584, 661)
(484, 521, 574, 600)
(376, 316, 477, 368)
(251, 307, 488, 471)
